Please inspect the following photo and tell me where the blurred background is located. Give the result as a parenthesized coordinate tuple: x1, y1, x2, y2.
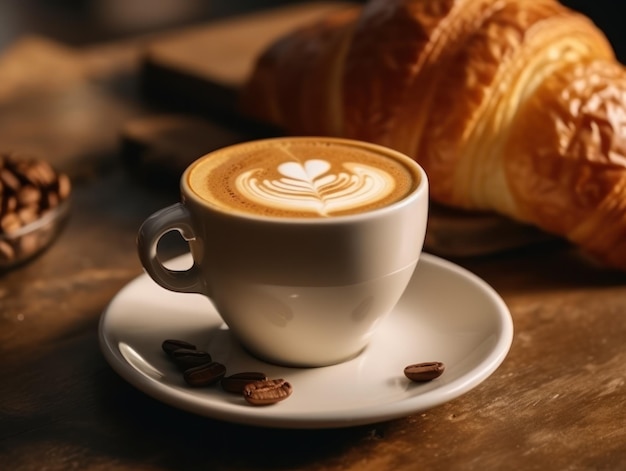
(0, 0, 624, 62)
(0, 0, 320, 48)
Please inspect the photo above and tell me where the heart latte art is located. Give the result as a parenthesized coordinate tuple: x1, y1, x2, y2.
(237, 159, 395, 216)
(187, 139, 419, 218)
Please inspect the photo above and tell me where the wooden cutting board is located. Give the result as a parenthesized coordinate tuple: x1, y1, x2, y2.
(133, 1, 552, 257)
(141, 1, 355, 116)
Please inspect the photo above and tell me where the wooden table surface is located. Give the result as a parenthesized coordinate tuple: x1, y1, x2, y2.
(2, 2, 626, 470)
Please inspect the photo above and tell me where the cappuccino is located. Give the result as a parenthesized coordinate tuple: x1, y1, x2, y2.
(186, 137, 420, 218)
(138, 136, 429, 366)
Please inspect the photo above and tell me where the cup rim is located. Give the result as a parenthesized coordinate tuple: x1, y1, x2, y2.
(181, 136, 428, 224)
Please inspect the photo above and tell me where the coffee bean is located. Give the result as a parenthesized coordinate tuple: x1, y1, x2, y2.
(18, 206, 39, 225)
(17, 186, 41, 206)
(1, 212, 21, 233)
(160, 338, 292, 406)
(161, 338, 197, 356)
(0, 240, 14, 261)
(404, 362, 445, 382)
(23, 160, 57, 187)
(171, 348, 213, 370)
(184, 361, 227, 387)
(243, 379, 293, 406)
(0, 152, 71, 266)
(4, 195, 17, 213)
(18, 233, 39, 255)
(221, 372, 268, 394)
(57, 174, 71, 200)
(0, 168, 21, 192)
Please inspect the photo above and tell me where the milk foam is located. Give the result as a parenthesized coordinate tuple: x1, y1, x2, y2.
(187, 139, 418, 218)
(236, 159, 395, 217)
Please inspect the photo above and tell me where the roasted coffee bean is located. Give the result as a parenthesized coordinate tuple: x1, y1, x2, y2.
(22, 159, 56, 187)
(183, 361, 227, 387)
(404, 362, 445, 382)
(17, 186, 41, 206)
(18, 206, 39, 225)
(0, 240, 14, 261)
(57, 174, 71, 200)
(0, 168, 20, 192)
(161, 338, 197, 356)
(171, 348, 213, 370)
(221, 372, 268, 394)
(243, 379, 293, 406)
(1, 213, 21, 233)
(18, 233, 39, 255)
(0, 152, 71, 266)
(45, 191, 59, 209)
(4, 195, 17, 213)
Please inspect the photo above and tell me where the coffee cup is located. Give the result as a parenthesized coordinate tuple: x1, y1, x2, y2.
(137, 137, 428, 367)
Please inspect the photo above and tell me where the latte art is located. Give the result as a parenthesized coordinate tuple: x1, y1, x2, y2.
(186, 138, 420, 218)
(236, 159, 395, 216)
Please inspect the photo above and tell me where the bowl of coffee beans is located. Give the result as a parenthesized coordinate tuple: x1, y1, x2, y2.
(0, 152, 71, 270)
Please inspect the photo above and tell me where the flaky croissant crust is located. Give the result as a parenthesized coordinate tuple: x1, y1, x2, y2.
(240, 0, 626, 271)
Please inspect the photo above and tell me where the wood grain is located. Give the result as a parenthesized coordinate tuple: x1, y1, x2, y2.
(1, 6, 626, 470)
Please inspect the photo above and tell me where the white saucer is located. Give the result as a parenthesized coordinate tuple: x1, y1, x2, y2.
(99, 253, 513, 429)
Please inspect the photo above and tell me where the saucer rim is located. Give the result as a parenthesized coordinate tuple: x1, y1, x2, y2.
(98, 252, 513, 429)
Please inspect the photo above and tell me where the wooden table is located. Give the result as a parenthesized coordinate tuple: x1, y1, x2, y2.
(1, 4, 626, 470)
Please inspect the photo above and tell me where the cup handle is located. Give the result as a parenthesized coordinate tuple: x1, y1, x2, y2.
(137, 203, 204, 294)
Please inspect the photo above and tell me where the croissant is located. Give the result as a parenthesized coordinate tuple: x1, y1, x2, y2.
(239, 0, 626, 271)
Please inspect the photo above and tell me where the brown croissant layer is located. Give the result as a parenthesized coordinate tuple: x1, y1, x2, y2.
(240, 0, 626, 271)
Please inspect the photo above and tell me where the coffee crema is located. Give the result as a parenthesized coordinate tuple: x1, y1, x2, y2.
(186, 138, 420, 218)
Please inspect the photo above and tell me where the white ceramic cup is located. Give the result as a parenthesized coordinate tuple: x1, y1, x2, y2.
(137, 137, 429, 367)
